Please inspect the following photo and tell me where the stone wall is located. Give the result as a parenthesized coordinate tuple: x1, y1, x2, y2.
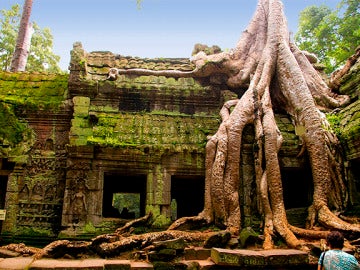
(336, 52, 360, 205)
(61, 43, 311, 236)
(0, 71, 70, 244)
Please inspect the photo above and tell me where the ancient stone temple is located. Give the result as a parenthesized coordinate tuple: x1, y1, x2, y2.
(0, 42, 359, 245)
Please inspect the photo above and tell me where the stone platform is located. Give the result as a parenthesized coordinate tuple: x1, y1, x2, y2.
(0, 248, 311, 269)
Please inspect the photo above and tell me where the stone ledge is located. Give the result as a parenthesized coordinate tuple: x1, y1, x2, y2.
(0, 249, 310, 269)
(211, 248, 308, 267)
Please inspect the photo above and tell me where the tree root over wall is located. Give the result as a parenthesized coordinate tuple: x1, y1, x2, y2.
(117, 0, 358, 250)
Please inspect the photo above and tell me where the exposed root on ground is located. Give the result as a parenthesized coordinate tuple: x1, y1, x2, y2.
(108, 0, 358, 251)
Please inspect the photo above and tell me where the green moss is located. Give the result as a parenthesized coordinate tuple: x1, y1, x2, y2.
(326, 113, 342, 138)
(0, 102, 28, 146)
(152, 214, 171, 228)
(15, 226, 54, 237)
(145, 205, 171, 229)
(326, 101, 360, 146)
(83, 222, 96, 233)
(80, 111, 217, 151)
(0, 71, 68, 111)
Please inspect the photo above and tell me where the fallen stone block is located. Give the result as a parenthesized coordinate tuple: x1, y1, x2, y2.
(184, 247, 211, 260)
(211, 248, 242, 266)
(259, 249, 308, 266)
(104, 259, 131, 270)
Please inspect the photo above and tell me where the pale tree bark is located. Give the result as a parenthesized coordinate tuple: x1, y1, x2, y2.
(115, 0, 356, 249)
(10, 0, 33, 72)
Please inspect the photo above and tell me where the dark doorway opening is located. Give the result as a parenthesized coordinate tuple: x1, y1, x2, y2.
(0, 176, 8, 210)
(171, 176, 204, 219)
(352, 159, 360, 192)
(281, 166, 313, 209)
(103, 173, 146, 219)
(0, 158, 14, 232)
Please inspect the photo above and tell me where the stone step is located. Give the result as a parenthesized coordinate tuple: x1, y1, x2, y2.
(0, 258, 155, 270)
(211, 248, 308, 268)
(0, 257, 35, 270)
(0, 248, 310, 269)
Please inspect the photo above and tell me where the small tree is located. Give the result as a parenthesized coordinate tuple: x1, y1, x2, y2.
(0, 5, 19, 71)
(0, 3, 61, 72)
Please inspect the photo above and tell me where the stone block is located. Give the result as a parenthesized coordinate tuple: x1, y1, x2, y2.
(130, 261, 154, 269)
(211, 248, 267, 267)
(29, 259, 105, 269)
(153, 237, 187, 250)
(73, 96, 90, 107)
(73, 105, 90, 117)
(148, 249, 177, 262)
(184, 247, 211, 260)
(77, 259, 104, 269)
(259, 249, 308, 266)
(237, 249, 265, 267)
(104, 260, 131, 270)
(211, 248, 241, 266)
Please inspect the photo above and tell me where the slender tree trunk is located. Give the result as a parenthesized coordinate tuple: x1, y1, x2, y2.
(10, 0, 33, 72)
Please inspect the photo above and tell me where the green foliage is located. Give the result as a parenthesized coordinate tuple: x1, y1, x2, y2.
(295, 0, 360, 73)
(0, 4, 61, 72)
(83, 222, 96, 233)
(0, 102, 28, 146)
(326, 113, 342, 139)
(113, 193, 141, 218)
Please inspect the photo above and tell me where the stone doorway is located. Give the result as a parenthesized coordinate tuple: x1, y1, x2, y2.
(0, 159, 14, 232)
(102, 173, 146, 219)
(171, 176, 204, 219)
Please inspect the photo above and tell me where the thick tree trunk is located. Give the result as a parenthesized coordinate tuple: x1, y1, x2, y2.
(117, 0, 357, 249)
(10, 0, 33, 72)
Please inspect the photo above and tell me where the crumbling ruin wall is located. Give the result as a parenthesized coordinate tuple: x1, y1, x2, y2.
(0, 71, 70, 245)
(61, 43, 315, 237)
(0, 42, 359, 243)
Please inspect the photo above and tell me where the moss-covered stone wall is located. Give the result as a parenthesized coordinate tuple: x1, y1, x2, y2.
(0, 42, 359, 243)
(0, 71, 70, 245)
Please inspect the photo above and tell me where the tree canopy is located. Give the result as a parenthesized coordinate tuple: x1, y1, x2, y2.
(0, 4, 61, 72)
(295, 0, 360, 73)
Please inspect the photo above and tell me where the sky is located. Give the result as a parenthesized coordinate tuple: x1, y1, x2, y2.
(1, 0, 339, 71)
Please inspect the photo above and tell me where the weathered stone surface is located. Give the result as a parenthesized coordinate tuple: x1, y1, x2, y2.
(153, 237, 187, 250)
(259, 249, 308, 266)
(0, 257, 34, 270)
(104, 260, 131, 270)
(130, 261, 154, 269)
(184, 247, 211, 260)
(211, 248, 242, 266)
(239, 227, 262, 248)
(0, 41, 359, 248)
(148, 249, 177, 262)
(211, 248, 308, 267)
(204, 231, 231, 248)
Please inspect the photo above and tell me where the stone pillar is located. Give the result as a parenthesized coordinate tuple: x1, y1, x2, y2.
(146, 165, 172, 223)
(1, 165, 23, 234)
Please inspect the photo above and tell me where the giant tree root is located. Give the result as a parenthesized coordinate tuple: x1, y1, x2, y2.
(33, 229, 223, 259)
(111, 0, 359, 250)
